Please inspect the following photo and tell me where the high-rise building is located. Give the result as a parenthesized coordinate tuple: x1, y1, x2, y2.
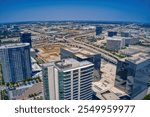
(42, 58, 94, 100)
(115, 53, 150, 98)
(20, 32, 32, 48)
(95, 26, 102, 36)
(0, 43, 32, 83)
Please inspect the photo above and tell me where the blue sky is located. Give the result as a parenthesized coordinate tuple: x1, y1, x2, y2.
(0, 0, 150, 23)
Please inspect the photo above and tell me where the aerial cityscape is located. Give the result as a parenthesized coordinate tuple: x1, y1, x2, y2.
(0, 0, 150, 100)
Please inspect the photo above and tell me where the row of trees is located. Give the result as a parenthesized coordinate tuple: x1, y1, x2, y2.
(28, 92, 43, 100)
(0, 89, 9, 100)
(6, 77, 42, 88)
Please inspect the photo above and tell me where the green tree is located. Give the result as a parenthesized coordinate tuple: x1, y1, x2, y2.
(144, 94, 150, 100)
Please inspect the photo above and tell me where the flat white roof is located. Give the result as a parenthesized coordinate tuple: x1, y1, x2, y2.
(107, 36, 123, 41)
(42, 58, 94, 71)
(55, 58, 93, 71)
(127, 53, 150, 64)
(0, 43, 30, 49)
(75, 53, 88, 59)
(32, 63, 42, 71)
(102, 92, 120, 100)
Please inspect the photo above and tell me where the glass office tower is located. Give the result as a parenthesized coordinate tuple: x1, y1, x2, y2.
(95, 26, 102, 36)
(0, 43, 32, 83)
(115, 53, 150, 98)
(20, 32, 32, 48)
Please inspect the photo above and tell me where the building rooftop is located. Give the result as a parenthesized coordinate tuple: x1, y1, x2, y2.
(63, 47, 96, 58)
(55, 58, 93, 71)
(80, 50, 95, 55)
(20, 32, 31, 34)
(119, 48, 139, 56)
(42, 62, 54, 68)
(93, 85, 129, 100)
(127, 52, 150, 64)
(42, 58, 93, 71)
(107, 36, 123, 41)
(101, 91, 120, 100)
(32, 63, 42, 72)
(92, 80, 112, 93)
(129, 45, 150, 53)
(75, 53, 88, 59)
(0, 43, 30, 49)
(63, 47, 80, 54)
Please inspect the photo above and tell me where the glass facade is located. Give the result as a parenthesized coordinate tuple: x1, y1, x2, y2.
(80, 66, 94, 100)
(42, 67, 50, 100)
(108, 31, 117, 37)
(0, 43, 32, 83)
(115, 60, 150, 98)
(96, 26, 102, 36)
(20, 32, 32, 48)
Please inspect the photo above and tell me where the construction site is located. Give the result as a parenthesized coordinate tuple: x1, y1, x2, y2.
(35, 44, 63, 62)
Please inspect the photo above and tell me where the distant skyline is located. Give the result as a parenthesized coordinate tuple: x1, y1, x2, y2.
(0, 0, 150, 23)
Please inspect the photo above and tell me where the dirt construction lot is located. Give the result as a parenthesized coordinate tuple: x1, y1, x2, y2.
(36, 44, 63, 62)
